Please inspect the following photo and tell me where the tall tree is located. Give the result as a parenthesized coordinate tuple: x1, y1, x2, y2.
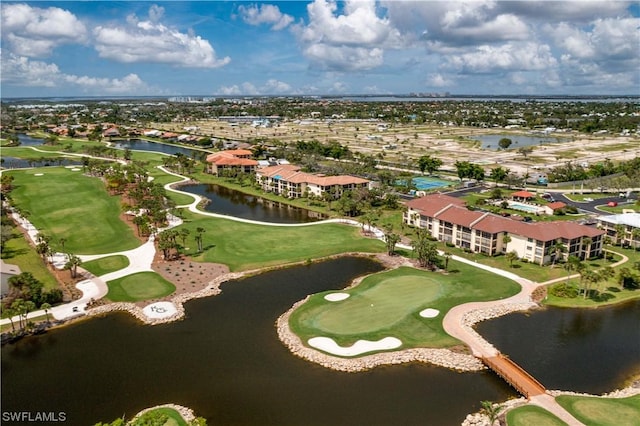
(417, 155, 443, 175)
(490, 167, 508, 187)
(506, 250, 519, 267)
(195, 227, 206, 253)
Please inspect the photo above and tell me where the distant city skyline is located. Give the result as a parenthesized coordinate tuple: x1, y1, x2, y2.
(1, 1, 639, 98)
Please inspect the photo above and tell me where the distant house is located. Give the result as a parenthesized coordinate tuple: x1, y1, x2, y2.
(102, 127, 120, 138)
(256, 164, 370, 199)
(0, 259, 21, 296)
(206, 149, 258, 176)
(404, 194, 604, 265)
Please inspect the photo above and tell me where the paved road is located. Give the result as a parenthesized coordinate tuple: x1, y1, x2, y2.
(548, 192, 636, 214)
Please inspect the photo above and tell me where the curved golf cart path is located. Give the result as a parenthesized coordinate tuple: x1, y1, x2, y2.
(3, 166, 632, 424)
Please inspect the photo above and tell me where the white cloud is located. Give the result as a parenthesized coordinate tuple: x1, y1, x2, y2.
(217, 79, 293, 95)
(293, 0, 403, 71)
(93, 6, 230, 68)
(1, 53, 151, 94)
(426, 73, 453, 87)
(239, 4, 293, 30)
(1, 3, 87, 57)
(444, 42, 557, 73)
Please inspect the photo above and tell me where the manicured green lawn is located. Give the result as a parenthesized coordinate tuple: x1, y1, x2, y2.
(6, 167, 140, 254)
(182, 212, 385, 271)
(506, 405, 567, 426)
(544, 247, 640, 307)
(555, 394, 640, 426)
(106, 272, 176, 302)
(289, 262, 520, 351)
(82, 255, 129, 277)
(0, 221, 58, 290)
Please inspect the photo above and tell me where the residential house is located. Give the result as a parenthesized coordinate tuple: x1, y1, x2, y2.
(542, 201, 567, 215)
(511, 190, 535, 202)
(256, 164, 370, 199)
(206, 149, 258, 176)
(405, 194, 604, 265)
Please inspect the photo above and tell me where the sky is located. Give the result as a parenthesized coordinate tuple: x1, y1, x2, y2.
(1, 1, 639, 98)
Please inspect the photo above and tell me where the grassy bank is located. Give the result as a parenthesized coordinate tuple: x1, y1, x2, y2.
(181, 211, 385, 271)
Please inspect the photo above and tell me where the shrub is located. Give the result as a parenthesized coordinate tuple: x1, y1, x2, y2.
(549, 282, 579, 298)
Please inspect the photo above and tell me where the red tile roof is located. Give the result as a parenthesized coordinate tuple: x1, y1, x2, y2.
(546, 201, 567, 210)
(410, 194, 604, 241)
(511, 190, 535, 198)
(206, 151, 257, 166)
(258, 165, 368, 186)
(405, 194, 465, 217)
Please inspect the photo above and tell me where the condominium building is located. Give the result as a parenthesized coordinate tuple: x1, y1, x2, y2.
(255, 164, 370, 199)
(404, 194, 604, 265)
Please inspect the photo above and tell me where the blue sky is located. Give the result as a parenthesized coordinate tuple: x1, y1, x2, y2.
(1, 1, 639, 98)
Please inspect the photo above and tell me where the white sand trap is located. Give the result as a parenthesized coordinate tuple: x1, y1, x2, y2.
(324, 292, 350, 302)
(308, 336, 402, 356)
(419, 308, 440, 318)
(65, 165, 75, 169)
(34, 173, 44, 176)
(71, 168, 81, 171)
(143, 301, 178, 319)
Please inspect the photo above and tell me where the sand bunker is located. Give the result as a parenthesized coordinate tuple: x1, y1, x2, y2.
(34, 173, 44, 176)
(71, 168, 81, 171)
(324, 293, 350, 302)
(142, 301, 178, 319)
(419, 308, 440, 318)
(308, 336, 402, 356)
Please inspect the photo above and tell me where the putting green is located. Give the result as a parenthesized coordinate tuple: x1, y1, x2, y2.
(289, 263, 520, 351)
(314, 275, 440, 334)
(506, 405, 567, 426)
(556, 395, 640, 426)
(107, 272, 176, 302)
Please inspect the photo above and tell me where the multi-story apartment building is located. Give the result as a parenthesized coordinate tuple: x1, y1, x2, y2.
(255, 164, 370, 199)
(404, 194, 604, 265)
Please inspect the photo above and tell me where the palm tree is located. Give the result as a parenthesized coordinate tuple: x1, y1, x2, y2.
(564, 255, 581, 285)
(581, 237, 592, 259)
(481, 400, 503, 426)
(385, 232, 401, 256)
(550, 239, 566, 267)
(502, 234, 511, 252)
(614, 224, 626, 245)
(506, 250, 519, 267)
(3, 306, 17, 333)
(40, 302, 52, 323)
(443, 252, 452, 271)
(583, 270, 602, 300)
(64, 255, 83, 279)
(195, 227, 206, 253)
(632, 228, 640, 250)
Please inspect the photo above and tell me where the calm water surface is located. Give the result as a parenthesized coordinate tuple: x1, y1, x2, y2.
(1, 257, 514, 426)
(475, 300, 640, 394)
(180, 183, 324, 223)
(114, 139, 209, 157)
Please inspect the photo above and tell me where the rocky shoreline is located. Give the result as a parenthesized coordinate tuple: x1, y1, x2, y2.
(130, 403, 196, 423)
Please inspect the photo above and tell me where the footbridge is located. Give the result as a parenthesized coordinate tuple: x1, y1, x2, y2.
(482, 354, 546, 398)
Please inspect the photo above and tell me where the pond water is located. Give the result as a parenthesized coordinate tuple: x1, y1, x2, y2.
(472, 134, 568, 150)
(475, 300, 640, 394)
(113, 139, 209, 158)
(0, 257, 515, 426)
(15, 133, 45, 146)
(0, 156, 82, 169)
(179, 183, 324, 223)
